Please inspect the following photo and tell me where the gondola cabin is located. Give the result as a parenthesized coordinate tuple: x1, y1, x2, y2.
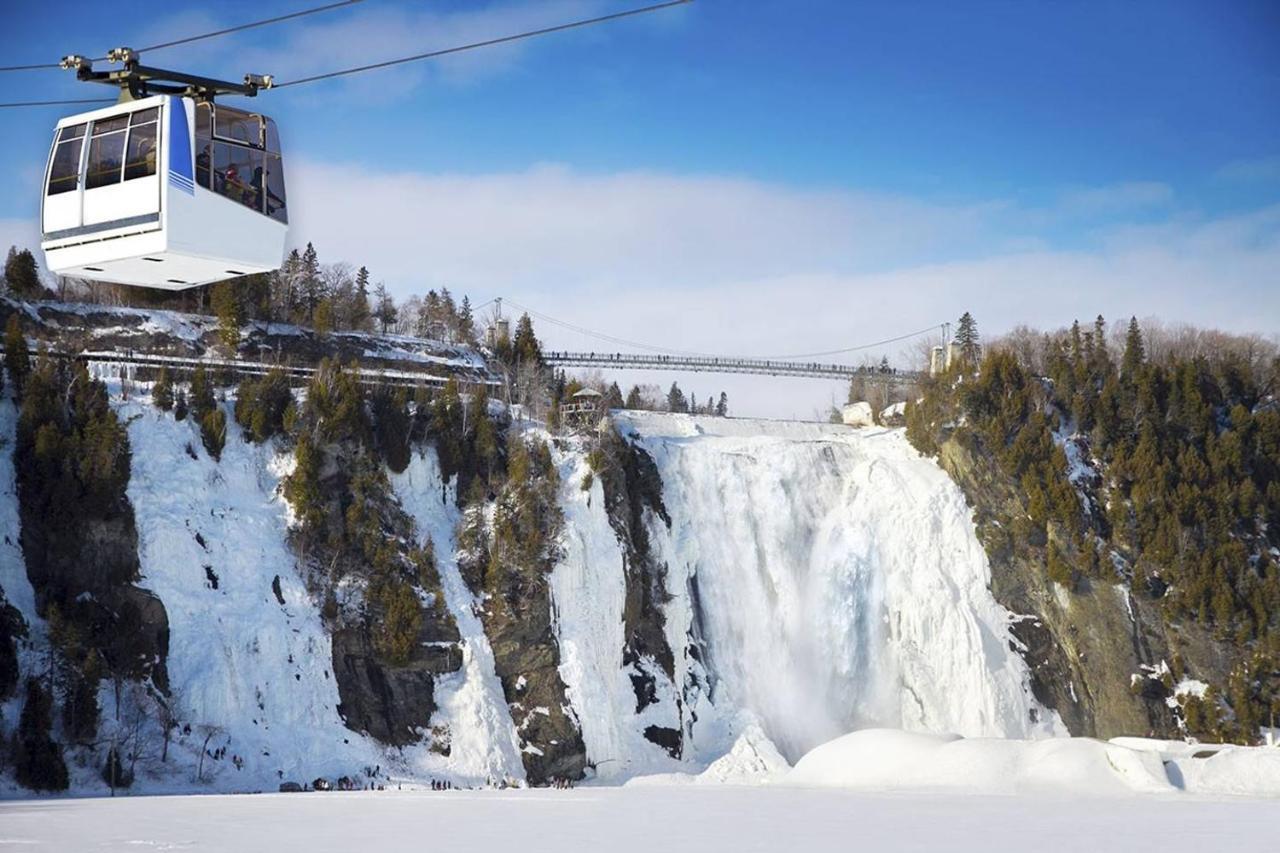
(40, 95, 287, 290)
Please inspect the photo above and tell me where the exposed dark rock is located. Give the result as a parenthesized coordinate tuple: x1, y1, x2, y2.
(643, 725, 682, 758)
(0, 591, 26, 700)
(332, 617, 462, 746)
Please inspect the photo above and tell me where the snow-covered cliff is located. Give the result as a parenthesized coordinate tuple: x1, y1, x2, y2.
(0, 388, 1058, 795)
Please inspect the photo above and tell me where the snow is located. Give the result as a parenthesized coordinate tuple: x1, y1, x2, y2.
(548, 448, 686, 781)
(696, 723, 790, 785)
(2, 786, 1279, 853)
(389, 450, 527, 786)
(615, 412, 1062, 763)
(1166, 748, 1280, 796)
(785, 729, 1172, 795)
(120, 397, 396, 792)
(841, 400, 875, 426)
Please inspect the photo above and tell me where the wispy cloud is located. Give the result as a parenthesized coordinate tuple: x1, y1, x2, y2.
(1215, 156, 1280, 183)
(125, 0, 613, 101)
(1054, 181, 1174, 216)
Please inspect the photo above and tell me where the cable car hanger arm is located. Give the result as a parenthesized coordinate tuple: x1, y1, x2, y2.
(61, 49, 272, 102)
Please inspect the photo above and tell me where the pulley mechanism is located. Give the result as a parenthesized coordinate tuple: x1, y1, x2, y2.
(60, 48, 272, 103)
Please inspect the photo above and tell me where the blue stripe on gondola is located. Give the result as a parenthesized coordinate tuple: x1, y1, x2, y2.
(168, 96, 195, 196)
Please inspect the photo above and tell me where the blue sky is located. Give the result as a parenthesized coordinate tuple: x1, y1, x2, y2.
(2, 0, 1278, 416)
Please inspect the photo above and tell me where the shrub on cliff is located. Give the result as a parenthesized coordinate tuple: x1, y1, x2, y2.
(4, 314, 29, 392)
(13, 679, 68, 792)
(234, 368, 294, 443)
(152, 367, 174, 411)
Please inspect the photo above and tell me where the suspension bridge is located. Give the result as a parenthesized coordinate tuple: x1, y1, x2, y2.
(491, 298, 946, 383)
(542, 351, 922, 382)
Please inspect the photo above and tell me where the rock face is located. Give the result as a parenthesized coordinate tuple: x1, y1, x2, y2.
(460, 516, 588, 783)
(937, 432, 1197, 739)
(331, 619, 462, 746)
(593, 428, 681, 755)
(14, 385, 170, 696)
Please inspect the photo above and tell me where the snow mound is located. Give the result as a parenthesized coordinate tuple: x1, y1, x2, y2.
(841, 401, 874, 427)
(624, 725, 789, 788)
(697, 724, 790, 785)
(1164, 747, 1280, 796)
(785, 729, 1174, 795)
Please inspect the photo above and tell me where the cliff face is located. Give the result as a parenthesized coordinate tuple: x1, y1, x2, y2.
(936, 433, 1174, 738)
(12, 321, 1238, 796)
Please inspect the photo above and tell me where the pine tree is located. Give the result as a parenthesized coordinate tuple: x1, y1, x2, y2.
(458, 296, 476, 344)
(666, 382, 687, 413)
(3, 247, 43, 299)
(13, 678, 68, 791)
(284, 432, 326, 531)
(189, 365, 215, 419)
(314, 298, 334, 337)
(174, 389, 188, 421)
(200, 408, 227, 461)
(352, 266, 372, 332)
(1122, 316, 1146, 381)
(300, 242, 321, 323)
(373, 282, 397, 333)
(625, 385, 645, 410)
(716, 391, 728, 417)
(955, 312, 981, 367)
(4, 314, 30, 391)
(512, 314, 543, 366)
(152, 367, 174, 411)
(211, 281, 244, 351)
(604, 382, 624, 410)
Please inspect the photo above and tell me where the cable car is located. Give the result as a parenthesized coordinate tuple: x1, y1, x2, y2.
(40, 52, 286, 290)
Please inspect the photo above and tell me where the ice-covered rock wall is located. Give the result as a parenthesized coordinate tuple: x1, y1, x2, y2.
(1, 391, 1060, 794)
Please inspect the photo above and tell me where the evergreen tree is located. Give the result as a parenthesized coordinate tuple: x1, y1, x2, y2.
(955, 312, 981, 367)
(200, 408, 227, 461)
(458, 296, 476, 344)
(666, 382, 687, 413)
(512, 313, 543, 366)
(373, 282, 397, 333)
(174, 389, 188, 421)
(1122, 316, 1146, 381)
(604, 382, 624, 410)
(314, 297, 334, 337)
(211, 281, 244, 351)
(283, 432, 326, 531)
(13, 678, 68, 791)
(152, 367, 174, 411)
(625, 385, 646, 410)
(716, 391, 729, 417)
(300, 242, 321, 323)
(352, 266, 372, 332)
(3, 247, 43, 299)
(189, 365, 215, 419)
(4, 314, 30, 391)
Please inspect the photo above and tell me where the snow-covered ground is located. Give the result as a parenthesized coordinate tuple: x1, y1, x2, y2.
(2, 785, 1277, 853)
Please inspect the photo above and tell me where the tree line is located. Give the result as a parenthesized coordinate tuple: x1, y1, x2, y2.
(907, 311, 1280, 742)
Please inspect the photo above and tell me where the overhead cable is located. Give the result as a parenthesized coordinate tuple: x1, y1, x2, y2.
(0, 0, 364, 73)
(274, 0, 693, 88)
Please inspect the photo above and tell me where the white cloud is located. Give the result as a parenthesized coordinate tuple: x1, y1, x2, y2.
(1215, 156, 1280, 183)
(1055, 181, 1174, 216)
(283, 159, 1280, 418)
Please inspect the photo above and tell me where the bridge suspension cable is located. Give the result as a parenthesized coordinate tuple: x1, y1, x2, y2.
(499, 297, 944, 362)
